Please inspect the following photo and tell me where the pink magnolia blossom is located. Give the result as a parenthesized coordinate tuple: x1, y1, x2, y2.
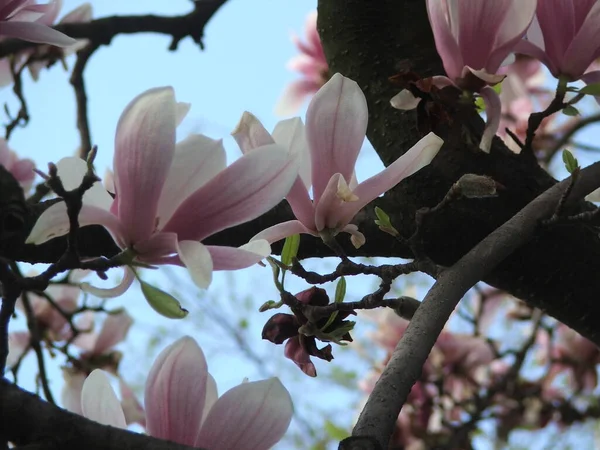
(0, 1, 92, 86)
(81, 336, 293, 449)
(27, 87, 300, 296)
(235, 73, 443, 248)
(392, 0, 536, 152)
(0, 138, 35, 191)
(275, 11, 329, 116)
(515, 0, 600, 83)
(0, 0, 76, 46)
(61, 310, 133, 414)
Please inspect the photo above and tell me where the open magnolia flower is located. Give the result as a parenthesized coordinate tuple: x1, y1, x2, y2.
(234, 73, 443, 248)
(515, 0, 600, 83)
(392, 0, 537, 152)
(0, 0, 76, 46)
(81, 336, 293, 449)
(27, 87, 300, 296)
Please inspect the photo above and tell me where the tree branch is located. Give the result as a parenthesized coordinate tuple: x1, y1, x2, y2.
(343, 161, 600, 449)
(315, 0, 600, 345)
(0, 378, 204, 450)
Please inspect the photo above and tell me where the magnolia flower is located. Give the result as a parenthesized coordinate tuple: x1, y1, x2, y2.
(235, 73, 443, 247)
(516, 0, 600, 84)
(0, 1, 93, 86)
(0, 0, 76, 46)
(275, 11, 329, 116)
(27, 87, 300, 296)
(81, 337, 293, 449)
(392, 0, 536, 152)
(0, 138, 35, 191)
(61, 310, 133, 414)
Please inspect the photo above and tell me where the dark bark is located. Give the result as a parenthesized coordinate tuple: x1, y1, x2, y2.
(314, 0, 600, 345)
(0, 378, 203, 450)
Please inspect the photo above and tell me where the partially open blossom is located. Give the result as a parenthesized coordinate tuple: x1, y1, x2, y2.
(81, 336, 293, 449)
(235, 73, 443, 247)
(516, 0, 600, 83)
(27, 87, 300, 296)
(0, 138, 35, 191)
(0, 0, 76, 46)
(275, 11, 329, 116)
(392, 0, 536, 152)
(262, 287, 352, 377)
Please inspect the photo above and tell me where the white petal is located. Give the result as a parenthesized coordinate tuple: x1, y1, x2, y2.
(177, 240, 213, 289)
(81, 370, 127, 429)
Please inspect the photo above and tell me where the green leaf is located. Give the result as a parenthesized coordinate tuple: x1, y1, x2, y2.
(562, 149, 579, 174)
(281, 234, 300, 266)
(374, 206, 399, 237)
(140, 281, 188, 319)
(334, 277, 346, 303)
(579, 83, 600, 96)
(562, 105, 580, 116)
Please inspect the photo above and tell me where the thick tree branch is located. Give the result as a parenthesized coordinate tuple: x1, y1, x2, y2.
(344, 161, 600, 450)
(0, 378, 204, 450)
(316, 0, 600, 345)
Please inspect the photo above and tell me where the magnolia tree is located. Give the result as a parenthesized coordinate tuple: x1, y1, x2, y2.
(1, 0, 600, 449)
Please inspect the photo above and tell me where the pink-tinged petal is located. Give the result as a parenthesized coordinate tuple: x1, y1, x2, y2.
(202, 374, 218, 423)
(145, 336, 208, 446)
(80, 267, 135, 299)
(60, 2, 92, 23)
(272, 118, 311, 189)
(271, 119, 315, 228)
(275, 79, 322, 117)
(307, 73, 367, 203)
(0, 21, 76, 46)
(314, 173, 344, 231)
(251, 220, 314, 244)
(55, 157, 113, 210)
(232, 112, 275, 154)
(341, 224, 366, 249)
(563, 2, 600, 79)
(113, 87, 176, 243)
(206, 240, 270, 271)
(119, 378, 146, 427)
(156, 135, 226, 228)
(26, 202, 126, 247)
(177, 240, 213, 289)
(464, 67, 505, 86)
(81, 370, 127, 429)
(479, 86, 501, 153)
(36, 0, 61, 25)
(134, 231, 178, 260)
(514, 39, 557, 77)
(284, 338, 316, 377)
(195, 378, 293, 450)
(90, 311, 133, 356)
(336, 132, 443, 228)
(7, 331, 29, 369)
(426, 0, 463, 80)
(9, 157, 35, 190)
(61, 368, 86, 414)
(390, 90, 421, 110)
(486, 0, 537, 72)
(163, 144, 299, 241)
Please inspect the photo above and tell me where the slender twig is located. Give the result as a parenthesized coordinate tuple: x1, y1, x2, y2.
(70, 43, 99, 159)
(548, 112, 600, 157)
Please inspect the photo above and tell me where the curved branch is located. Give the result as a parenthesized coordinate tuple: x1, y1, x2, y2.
(345, 161, 600, 449)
